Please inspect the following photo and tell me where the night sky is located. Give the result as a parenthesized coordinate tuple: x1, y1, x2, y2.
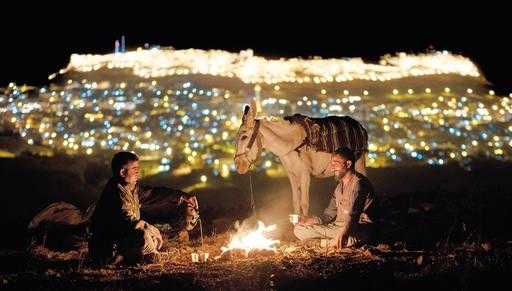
(1, 6, 510, 92)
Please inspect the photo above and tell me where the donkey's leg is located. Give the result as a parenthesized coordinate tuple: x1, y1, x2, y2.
(355, 152, 367, 176)
(287, 172, 301, 215)
(282, 152, 309, 215)
(299, 173, 311, 216)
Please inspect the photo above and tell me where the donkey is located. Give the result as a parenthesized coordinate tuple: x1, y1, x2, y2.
(234, 99, 367, 217)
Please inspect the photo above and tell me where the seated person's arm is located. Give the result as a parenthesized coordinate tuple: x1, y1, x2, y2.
(119, 191, 141, 230)
(333, 182, 367, 246)
(138, 185, 194, 206)
(318, 193, 337, 224)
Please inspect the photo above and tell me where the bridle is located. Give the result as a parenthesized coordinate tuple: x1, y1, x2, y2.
(234, 119, 261, 168)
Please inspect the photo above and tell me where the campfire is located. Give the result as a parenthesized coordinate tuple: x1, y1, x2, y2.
(220, 221, 280, 257)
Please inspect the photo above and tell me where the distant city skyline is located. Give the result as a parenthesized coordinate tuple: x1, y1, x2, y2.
(1, 9, 510, 92)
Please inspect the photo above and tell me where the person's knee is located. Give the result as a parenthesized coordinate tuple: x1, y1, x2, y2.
(138, 228, 159, 255)
(122, 229, 148, 253)
(293, 224, 309, 240)
(119, 229, 151, 262)
(133, 229, 147, 243)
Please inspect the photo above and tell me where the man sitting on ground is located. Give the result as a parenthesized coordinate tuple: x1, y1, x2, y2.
(89, 151, 197, 264)
(294, 147, 377, 248)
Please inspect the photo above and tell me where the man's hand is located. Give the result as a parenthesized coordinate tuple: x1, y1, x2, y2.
(147, 223, 163, 250)
(135, 220, 147, 230)
(135, 220, 163, 250)
(299, 216, 321, 226)
(329, 231, 348, 249)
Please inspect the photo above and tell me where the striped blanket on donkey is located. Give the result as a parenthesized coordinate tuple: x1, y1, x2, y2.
(284, 114, 368, 159)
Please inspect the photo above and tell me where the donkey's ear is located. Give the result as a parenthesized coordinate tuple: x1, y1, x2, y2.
(245, 101, 256, 127)
(250, 99, 257, 120)
(242, 105, 250, 124)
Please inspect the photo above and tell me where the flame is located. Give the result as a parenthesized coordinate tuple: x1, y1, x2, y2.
(220, 221, 280, 256)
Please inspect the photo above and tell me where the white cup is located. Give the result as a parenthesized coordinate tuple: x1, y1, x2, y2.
(200, 252, 209, 262)
(289, 214, 299, 225)
(191, 252, 199, 263)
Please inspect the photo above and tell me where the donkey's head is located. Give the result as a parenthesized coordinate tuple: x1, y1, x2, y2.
(234, 99, 262, 174)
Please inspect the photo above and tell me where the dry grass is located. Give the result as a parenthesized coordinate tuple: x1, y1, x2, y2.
(2, 233, 511, 290)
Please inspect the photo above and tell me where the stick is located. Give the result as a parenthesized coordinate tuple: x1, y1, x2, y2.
(249, 174, 257, 217)
(199, 217, 204, 249)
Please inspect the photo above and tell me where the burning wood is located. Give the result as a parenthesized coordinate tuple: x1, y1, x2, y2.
(219, 221, 280, 257)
